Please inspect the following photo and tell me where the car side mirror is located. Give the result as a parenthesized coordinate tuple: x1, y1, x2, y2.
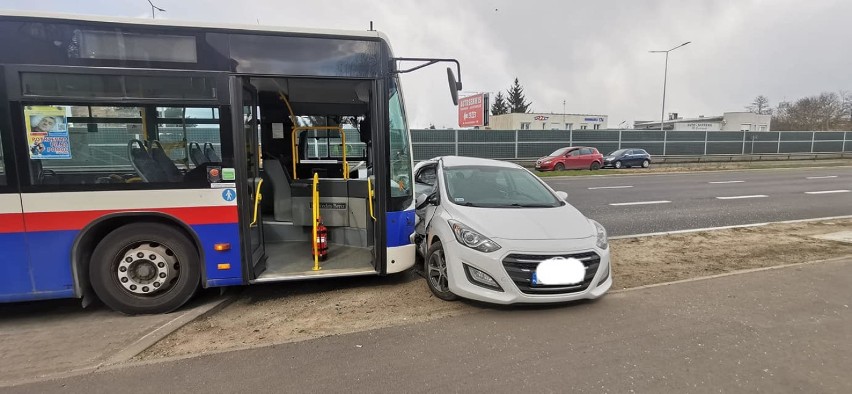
(555, 191, 568, 200)
(416, 192, 438, 209)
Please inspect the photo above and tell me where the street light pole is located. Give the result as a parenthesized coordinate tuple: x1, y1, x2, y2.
(650, 41, 690, 131)
(147, 0, 165, 19)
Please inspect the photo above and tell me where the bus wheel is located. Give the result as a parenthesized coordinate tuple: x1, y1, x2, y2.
(89, 223, 200, 315)
(425, 241, 457, 301)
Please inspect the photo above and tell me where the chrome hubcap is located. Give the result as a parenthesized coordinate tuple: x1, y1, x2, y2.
(117, 243, 179, 295)
(428, 250, 449, 293)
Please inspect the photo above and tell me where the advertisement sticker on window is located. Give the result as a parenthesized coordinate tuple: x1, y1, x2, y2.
(25, 106, 72, 160)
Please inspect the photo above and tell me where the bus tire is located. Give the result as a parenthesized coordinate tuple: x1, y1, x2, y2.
(89, 223, 200, 315)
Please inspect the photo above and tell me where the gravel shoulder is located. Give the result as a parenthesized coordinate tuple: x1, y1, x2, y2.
(138, 218, 852, 361)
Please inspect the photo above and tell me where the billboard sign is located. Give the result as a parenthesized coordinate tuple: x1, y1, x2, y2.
(458, 93, 488, 128)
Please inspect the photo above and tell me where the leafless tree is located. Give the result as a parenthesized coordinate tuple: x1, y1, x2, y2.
(772, 91, 850, 131)
(747, 95, 772, 115)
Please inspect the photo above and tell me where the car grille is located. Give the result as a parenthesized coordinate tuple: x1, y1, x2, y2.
(502, 252, 600, 295)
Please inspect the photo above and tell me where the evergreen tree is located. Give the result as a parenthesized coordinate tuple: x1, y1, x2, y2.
(506, 78, 531, 113)
(490, 91, 509, 115)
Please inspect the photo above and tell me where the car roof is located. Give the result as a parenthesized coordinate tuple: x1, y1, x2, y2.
(431, 156, 524, 169)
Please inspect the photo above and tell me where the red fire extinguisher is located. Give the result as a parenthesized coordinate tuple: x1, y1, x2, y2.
(313, 218, 328, 261)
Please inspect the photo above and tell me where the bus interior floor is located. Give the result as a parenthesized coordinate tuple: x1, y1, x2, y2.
(255, 242, 376, 281)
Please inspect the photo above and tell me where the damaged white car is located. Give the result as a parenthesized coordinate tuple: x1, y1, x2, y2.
(412, 156, 612, 304)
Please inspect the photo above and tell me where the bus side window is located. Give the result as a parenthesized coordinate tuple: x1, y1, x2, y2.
(21, 104, 224, 186)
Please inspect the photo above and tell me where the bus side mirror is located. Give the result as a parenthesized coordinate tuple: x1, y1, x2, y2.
(447, 67, 461, 106)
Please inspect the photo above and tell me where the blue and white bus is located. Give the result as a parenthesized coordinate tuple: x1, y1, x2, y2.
(0, 11, 462, 314)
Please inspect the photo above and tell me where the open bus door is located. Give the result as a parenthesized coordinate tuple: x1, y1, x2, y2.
(230, 77, 266, 275)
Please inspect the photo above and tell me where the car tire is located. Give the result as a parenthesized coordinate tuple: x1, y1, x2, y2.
(554, 163, 565, 171)
(89, 223, 200, 315)
(642, 160, 650, 168)
(590, 161, 601, 171)
(614, 160, 623, 169)
(425, 240, 457, 301)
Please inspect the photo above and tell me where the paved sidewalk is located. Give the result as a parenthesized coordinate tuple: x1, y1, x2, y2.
(7, 258, 851, 393)
(0, 290, 229, 386)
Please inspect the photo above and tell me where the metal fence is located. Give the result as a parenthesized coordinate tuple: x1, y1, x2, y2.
(410, 129, 852, 161)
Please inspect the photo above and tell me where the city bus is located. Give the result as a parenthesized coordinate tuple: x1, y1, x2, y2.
(0, 11, 462, 314)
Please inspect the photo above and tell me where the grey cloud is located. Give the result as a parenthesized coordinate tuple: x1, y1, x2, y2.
(3, 0, 850, 127)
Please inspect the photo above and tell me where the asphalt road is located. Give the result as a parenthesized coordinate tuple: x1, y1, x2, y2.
(8, 258, 851, 393)
(544, 166, 852, 236)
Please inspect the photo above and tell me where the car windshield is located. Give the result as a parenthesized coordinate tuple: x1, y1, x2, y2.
(608, 149, 628, 156)
(549, 147, 570, 156)
(443, 165, 562, 208)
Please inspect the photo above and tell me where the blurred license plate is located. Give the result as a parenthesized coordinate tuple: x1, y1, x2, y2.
(533, 258, 585, 286)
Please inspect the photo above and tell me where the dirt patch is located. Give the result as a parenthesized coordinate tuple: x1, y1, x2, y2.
(138, 219, 852, 361)
(609, 219, 852, 289)
(137, 270, 472, 361)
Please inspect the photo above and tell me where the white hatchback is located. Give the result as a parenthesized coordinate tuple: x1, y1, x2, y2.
(412, 156, 612, 304)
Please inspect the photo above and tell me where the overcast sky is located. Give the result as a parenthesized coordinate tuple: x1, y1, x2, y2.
(2, 0, 851, 128)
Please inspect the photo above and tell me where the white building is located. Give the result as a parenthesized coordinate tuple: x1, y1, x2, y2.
(489, 112, 609, 130)
(634, 112, 771, 131)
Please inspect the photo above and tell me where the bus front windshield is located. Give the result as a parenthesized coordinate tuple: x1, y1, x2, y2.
(388, 78, 413, 210)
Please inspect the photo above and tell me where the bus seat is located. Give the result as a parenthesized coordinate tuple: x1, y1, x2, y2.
(262, 155, 294, 222)
(204, 142, 220, 162)
(189, 142, 207, 166)
(28, 159, 56, 184)
(148, 140, 183, 182)
(128, 139, 168, 183)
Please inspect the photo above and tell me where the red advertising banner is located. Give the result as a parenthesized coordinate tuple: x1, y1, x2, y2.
(458, 93, 486, 127)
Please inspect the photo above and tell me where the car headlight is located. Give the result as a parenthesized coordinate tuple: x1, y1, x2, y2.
(592, 220, 608, 249)
(448, 220, 501, 253)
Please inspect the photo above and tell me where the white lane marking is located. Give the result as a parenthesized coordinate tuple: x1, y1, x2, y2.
(716, 195, 768, 200)
(806, 176, 838, 179)
(708, 180, 745, 184)
(588, 185, 634, 190)
(609, 200, 671, 206)
(805, 190, 850, 195)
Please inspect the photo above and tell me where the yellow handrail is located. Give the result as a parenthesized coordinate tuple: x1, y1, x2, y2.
(278, 92, 300, 180)
(291, 127, 298, 179)
(312, 173, 321, 271)
(367, 178, 376, 221)
(341, 126, 348, 180)
(250, 179, 263, 227)
(277, 92, 350, 181)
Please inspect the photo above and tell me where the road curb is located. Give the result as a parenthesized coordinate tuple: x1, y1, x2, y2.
(103, 292, 238, 366)
(0, 292, 237, 389)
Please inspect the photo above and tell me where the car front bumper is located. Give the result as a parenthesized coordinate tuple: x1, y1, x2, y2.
(534, 162, 554, 171)
(442, 238, 612, 304)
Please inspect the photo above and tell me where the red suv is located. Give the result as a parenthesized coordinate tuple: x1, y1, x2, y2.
(535, 146, 603, 171)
